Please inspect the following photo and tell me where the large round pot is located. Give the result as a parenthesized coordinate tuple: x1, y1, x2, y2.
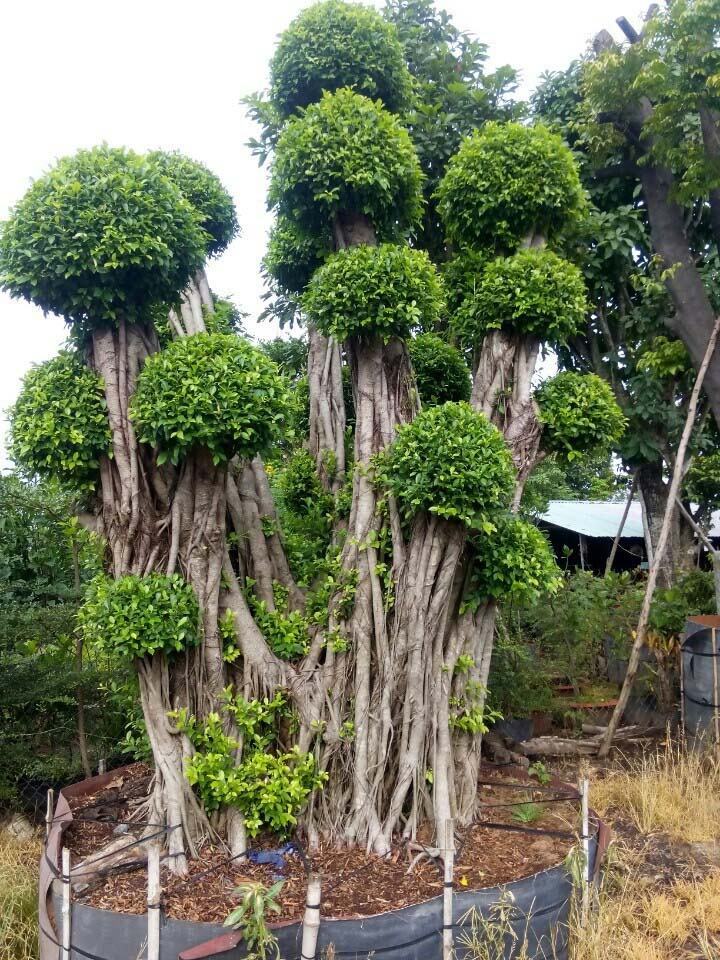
(40, 768, 604, 960)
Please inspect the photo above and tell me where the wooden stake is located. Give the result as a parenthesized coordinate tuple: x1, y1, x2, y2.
(45, 789, 54, 841)
(713, 628, 720, 747)
(605, 474, 637, 576)
(61, 847, 71, 960)
(580, 777, 591, 924)
(147, 843, 161, 960)
(680, 644, 686, 740)
(599, 314, 720, 758)
(98, 758, 106, 776)
(301, 872, 322, 960)
(442, 820, 454, 960)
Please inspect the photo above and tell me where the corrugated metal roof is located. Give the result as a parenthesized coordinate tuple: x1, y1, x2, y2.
(540, 500, 720, 539)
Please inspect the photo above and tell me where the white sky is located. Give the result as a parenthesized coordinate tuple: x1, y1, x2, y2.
(0, 0, 638, 465)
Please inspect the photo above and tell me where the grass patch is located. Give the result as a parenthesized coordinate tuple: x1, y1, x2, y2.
(590, 740, 720, 843)
(570, 852, 720, 960)
(0, 828, 41, 960)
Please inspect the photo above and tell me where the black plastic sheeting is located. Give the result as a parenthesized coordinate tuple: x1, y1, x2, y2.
(51, 838, 596, 960)
(682, 616, 720, 743)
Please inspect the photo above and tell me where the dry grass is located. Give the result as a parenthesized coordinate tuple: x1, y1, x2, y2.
(589, 740, 720, 843)
(570, 852, 720, 960)
(0, 828, 41, 960)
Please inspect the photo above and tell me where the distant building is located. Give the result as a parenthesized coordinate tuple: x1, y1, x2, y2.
(538, 500, 720, 574)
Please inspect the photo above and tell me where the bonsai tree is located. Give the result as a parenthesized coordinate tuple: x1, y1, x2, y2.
(2, 2, 625, 874)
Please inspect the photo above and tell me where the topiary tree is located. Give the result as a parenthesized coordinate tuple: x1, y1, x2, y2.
(536, 371, 627, 462)
(4, 4, 629, 878)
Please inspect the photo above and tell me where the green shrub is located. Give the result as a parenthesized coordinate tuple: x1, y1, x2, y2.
(263, 217, 331, 296)
(649, 570, 715, 639)
(269, 88, 423, 238)
(148, 150, 238, 257)
(378, 402, 515, 527)
(302, 243, 444, 342)
(0, 146, 207, 328)
(466, 517, 561, 606)
(9, 351, 111, 491)
(269, 0, 412, 117)
(78, 573, 199, 659)
(408, 333, 471, 406)
(131, 333, 287, 466)
(536, 372, 627, 461)
(437, 122, 585, 252)
(458, 249, 587, 346)
(177, 696, 325, 835)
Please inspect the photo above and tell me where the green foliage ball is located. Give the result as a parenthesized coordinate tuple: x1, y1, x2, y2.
(9, 351, 111, 491)
(536, 372, 627, 461)
(379, 402, 515, 527)
(302, 243, 443, 341)
(468, 517, 561, 604)
(148, 151, 238, 257)
(269, 89, 423, 238)
(461, 249, 587, 346)
(0, 146, 208, 328)
(270, 0, 412, 117)
(78, 573, 199, 659)
(131, 333, 287, 466)
(437, 122, 586, 252)
(408, 333, 470, 406)
(263, 217, 331, 296)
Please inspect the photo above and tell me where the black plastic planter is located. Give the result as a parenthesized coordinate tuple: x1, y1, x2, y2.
(682, 615, 720, 743)
(41, 768, 603, 960)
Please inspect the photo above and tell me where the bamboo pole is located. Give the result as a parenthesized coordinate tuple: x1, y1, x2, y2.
(301, 872, 322, 960)
(599, 314, 720, 758)
(147, 843, 161, 960)
(61, 847, 71, 960)
(46, 789, 54, 841)
(442, 819, 454, 960)
(605, 474, 637, 575)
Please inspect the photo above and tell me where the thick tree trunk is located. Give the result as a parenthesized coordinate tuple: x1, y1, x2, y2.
(307, 326, 346, 493)
(637, 460, 693, 587)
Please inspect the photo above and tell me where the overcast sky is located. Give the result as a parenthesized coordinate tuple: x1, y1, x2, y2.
(0, 0, 638, 465)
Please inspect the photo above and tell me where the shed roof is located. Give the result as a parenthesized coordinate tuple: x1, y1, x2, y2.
(540, 500, 720, 539)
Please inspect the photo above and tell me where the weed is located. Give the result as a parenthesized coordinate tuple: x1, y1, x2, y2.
(0, 828, 42, 960)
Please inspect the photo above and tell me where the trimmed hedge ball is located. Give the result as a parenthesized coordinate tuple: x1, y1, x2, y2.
(9, 351, 111, 491)
(378, 401, 515, 527)
(270, 0, 412, 117)
(131, 333, 287, 465)
(269, 89, 423, 238)
(263, 217, 332, 296)
(468, 516, 561, 603)
(459, 248, 587, 346)
(536, 371, 627, 461)
(437, 122, 586, 252)
(408, 333, 471, 406)
(78, 573, 199, 660)
(148, 150, 238, 257)
(0, 146, 208, 329)
(302, 243, 444, 342)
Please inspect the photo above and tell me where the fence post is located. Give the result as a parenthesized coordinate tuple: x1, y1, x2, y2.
(301, 871, 322, 960)
(147, 842, 161, 960)
(443, 819, 454, 960)
(61, 846, 71, 960)
(46, 789, 54, 841)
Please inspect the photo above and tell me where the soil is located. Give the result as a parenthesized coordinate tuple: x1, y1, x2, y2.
(62, 763, 583, 924)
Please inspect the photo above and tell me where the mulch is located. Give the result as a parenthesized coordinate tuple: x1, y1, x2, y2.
(63, 762, 582, 924)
